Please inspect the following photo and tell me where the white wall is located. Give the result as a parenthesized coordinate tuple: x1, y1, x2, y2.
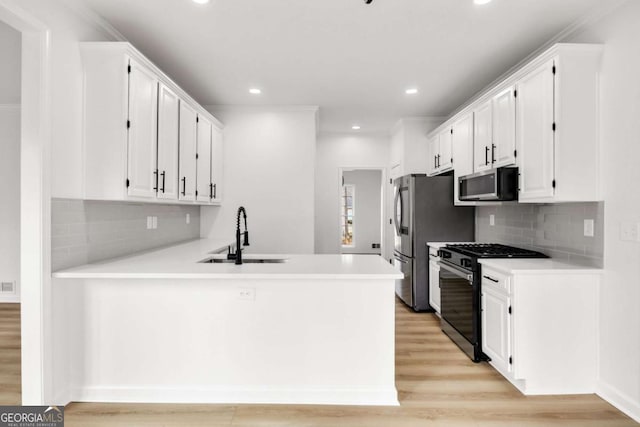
(9, 0, 121, 199)
(564, 1, 640, 420)
(342, 170, 382, 255)
(0, 106, 20, 303)
(0, 20, 20, 104)
(315, 132, 390, 257)
(0, 19, 20, 302)
(201, 107, 317, 254)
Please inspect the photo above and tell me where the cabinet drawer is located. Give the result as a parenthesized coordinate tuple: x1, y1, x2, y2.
(481, 267, 511, 294)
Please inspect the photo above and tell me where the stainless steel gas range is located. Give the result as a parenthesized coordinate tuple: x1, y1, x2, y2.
(437, 243, 548, 362)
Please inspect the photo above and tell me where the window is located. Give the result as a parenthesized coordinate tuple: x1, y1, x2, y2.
(341, 185, 355, 246)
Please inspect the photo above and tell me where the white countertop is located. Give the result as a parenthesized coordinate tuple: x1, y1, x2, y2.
(479, 258, 603, 275)
(52, 238, 403, 280)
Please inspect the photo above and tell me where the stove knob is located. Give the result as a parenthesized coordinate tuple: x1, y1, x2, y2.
(460, 258, 471, 268)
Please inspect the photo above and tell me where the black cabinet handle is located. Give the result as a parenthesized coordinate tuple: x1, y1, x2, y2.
(209, 183, 213, 199)
(153, 170, 158, 191)
(491, 144, 496, 164)
(485, 146, 490, 165)
(483, 275, 499, 283)
(437, 154, 441, 168)
(434, 155, 437, 169)
(181, 177, 186, 196)
(161, 171, 166, 193)
(213, 183, 217, 199)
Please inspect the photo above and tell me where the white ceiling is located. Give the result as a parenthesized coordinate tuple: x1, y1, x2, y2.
(77, 0, 609, 133)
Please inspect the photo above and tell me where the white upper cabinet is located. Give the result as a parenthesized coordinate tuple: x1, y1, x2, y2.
(491, 86, 517, 168)
(211, 125, 224, 203)
(179, 102, 198, 202)
(473, 100, 493, 173)
(196, 116, 213, 203)
(126, 60, 159, 199)
(451, 113, 476, 206)
(516, 45, 602, 202)
(157, 84, 180, 200)
(427, 43, 602, 204)
(427, 126, 453, 176)
(516, 59, 555, 200)
(80, 42, 223, 205)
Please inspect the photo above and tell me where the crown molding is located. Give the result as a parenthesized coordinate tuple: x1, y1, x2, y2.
(59, 0, 127, 42)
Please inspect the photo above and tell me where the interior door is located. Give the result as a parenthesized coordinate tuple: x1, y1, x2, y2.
(126, 58, 158, 198)
(157, 84, 180, 200)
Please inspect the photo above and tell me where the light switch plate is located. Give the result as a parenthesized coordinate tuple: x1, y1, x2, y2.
(489, 214, 495, 226)
(583, 219, 595, 237)
(620, 221, 639, 242)
(152, 216, 158, 229)
(186, 213, 191, 224)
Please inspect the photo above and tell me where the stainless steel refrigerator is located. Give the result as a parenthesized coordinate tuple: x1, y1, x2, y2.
(392, 174, 475, 312)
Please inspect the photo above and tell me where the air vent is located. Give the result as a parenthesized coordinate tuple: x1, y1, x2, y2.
(1, 282, 16, 294)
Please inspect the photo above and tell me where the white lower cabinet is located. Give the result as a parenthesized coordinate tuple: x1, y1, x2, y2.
(428, 257, 441, 314)
(480, 263, 600, 395)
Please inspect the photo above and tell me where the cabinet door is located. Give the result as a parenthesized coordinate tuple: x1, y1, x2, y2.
(126, 59, 158, 198)
(452, 113, 475, 206)
(438, 127, 453, 173)
(426, 135, 439, 176)
(492, 86, 517, 168)
(157, 84, 180, 200)
(516, 59, 556, 200)
(473, 101, 492, 172)
(211, 125, 224, 203)
(178, 101, 197, 201)
(482, 287, 511, 375)
(196, 116, 212, 203)
(428, 260, 441, 313)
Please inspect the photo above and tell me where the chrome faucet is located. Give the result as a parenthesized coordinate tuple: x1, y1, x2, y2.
(227, 206, 249, 265)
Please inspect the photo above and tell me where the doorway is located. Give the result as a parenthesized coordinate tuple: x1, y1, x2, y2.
(339, 169, 384, 255)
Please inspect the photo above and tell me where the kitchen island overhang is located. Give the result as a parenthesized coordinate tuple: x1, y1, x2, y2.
(51, 240, 401, 407)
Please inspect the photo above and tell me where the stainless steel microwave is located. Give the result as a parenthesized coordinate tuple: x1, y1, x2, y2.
(458, 167, 518, 202)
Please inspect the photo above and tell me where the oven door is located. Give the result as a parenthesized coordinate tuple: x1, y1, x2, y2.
(439, 261, 475, 343)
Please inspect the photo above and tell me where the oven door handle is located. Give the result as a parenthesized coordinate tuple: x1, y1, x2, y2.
(439, 262, 473, 283)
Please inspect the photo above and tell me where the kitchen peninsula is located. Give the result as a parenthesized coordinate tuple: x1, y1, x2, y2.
(51, 239, 401, 406)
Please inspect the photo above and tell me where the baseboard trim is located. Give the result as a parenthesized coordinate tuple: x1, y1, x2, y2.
(597, 380, 640, 423)
(71, 385, 399, 406)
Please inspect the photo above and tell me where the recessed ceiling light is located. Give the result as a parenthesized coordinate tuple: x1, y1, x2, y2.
(405, 88, 419, 95)
(192, 0, 210, 4)
(249, 88, 262, 95)
(474, 0, 492, 5)
(352, 125, 361, 130)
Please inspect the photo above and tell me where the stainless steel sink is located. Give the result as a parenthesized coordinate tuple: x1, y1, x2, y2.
(199, 257, 288, 264)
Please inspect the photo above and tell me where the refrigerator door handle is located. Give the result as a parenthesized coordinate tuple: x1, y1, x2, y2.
(393, 187, 402, 235)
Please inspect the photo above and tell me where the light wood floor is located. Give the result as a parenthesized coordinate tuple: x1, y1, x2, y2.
(1, 301, 637, 426)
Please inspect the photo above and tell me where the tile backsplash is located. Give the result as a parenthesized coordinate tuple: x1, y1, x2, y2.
(476, 202, 604, 267)
(52, 199, 200, 271)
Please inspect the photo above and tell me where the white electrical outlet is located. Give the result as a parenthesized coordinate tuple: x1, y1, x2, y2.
(238, 288, 256, 301)
(146, 216, 153, 229)
(186, 213, 191, 224)
(583, 219, 595, 237)
(489, 214, 495, 226)
(620, 221, 640, 242)
(152, 216, 158, 229)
